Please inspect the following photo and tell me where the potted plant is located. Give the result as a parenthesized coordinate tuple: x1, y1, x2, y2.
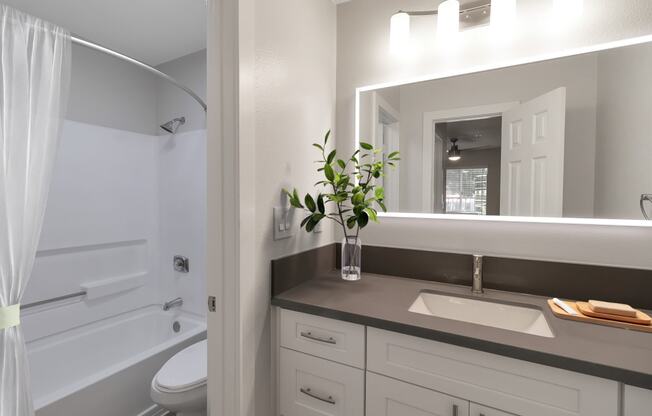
(285, 131, 399, 281)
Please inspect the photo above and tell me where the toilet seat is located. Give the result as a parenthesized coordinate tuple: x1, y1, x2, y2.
(154, 340, 207, 393)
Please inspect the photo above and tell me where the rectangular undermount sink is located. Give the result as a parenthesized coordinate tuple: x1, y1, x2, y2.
(409, 291, 555, 338)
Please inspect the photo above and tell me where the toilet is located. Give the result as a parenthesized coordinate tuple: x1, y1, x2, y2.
(151, 340, 207, 416)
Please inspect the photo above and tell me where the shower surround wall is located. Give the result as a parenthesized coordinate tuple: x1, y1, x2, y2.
(23, 47, 208, 340)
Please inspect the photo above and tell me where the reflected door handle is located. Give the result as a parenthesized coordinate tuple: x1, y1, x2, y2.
(300, 331, 336, 344)
(640, 194, 652, 220)
(300, 387, 336, 405)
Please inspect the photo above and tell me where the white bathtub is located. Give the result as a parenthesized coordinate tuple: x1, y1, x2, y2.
(27, 305, 206, 416)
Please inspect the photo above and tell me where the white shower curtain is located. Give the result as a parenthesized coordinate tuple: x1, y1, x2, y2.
(0, 5, 70, 416)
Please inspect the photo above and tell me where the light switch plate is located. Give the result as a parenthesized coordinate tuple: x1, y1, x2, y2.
(273, 206, 295, 240)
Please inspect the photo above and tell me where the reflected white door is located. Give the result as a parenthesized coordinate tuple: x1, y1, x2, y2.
(500, 87, 566, 217)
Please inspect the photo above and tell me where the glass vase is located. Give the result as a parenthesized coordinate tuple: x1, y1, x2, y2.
(341, 236, 362, 281)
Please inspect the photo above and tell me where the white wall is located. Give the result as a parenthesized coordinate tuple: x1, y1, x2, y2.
(594, 42, 652, 219)
(67, 44, 159, 135)
(336, 0, 652, 269)
(158, 130, 207, 317)
(156, 49, 207, 134)
(23, 121, 160, 342)
(392, 54, 598, 217)
(238, 0, 337, 414)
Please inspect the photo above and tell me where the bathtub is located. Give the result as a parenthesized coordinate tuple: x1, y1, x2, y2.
(27, 305, 206, 416)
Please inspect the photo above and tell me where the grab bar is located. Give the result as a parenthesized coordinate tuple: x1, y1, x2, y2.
(21, 291, 87, 310)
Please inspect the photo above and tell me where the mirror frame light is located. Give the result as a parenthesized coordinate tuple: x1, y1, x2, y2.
(354, 33, 652, 227)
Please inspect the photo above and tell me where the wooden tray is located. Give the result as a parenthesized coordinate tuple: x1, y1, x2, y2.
(576, 302, 651, 324)
(547, 299, 652, 333)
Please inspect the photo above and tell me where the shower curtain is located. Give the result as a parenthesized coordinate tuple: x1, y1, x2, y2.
(0, 5, 70, 416)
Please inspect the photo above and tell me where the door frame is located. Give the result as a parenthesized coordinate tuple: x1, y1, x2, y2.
(370, 92, 401, 211)
(207, 0, 243, 414)
(421, 102, 518, 212)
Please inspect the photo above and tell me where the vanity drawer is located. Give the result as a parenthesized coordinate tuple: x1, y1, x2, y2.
(470, 403, 517, 416)
(366, 371, 469, 416)
(279, 347, 364, 416)
(280, 309, 365, 368)
(367, 328, 618, 416)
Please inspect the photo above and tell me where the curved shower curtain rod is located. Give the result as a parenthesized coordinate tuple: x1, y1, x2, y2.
(71, 36, 208, 112)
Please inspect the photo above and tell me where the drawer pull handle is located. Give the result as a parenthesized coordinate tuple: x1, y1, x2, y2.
(300, 387, 336, 405)
(479, 414, 485, 416)
(300, 331, 336, 344)
(452, 404, 458, 416)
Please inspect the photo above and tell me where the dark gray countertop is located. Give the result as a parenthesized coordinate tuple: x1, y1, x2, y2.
(272, 271, 652, 389)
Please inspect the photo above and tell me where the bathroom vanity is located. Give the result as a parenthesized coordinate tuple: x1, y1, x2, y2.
(271, 246, 652, 416)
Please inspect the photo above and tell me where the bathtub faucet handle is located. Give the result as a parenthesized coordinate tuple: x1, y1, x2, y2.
(163, 297, 183, 311)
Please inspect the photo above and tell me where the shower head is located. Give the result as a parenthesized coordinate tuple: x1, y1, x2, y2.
(160, 117, 186, 134)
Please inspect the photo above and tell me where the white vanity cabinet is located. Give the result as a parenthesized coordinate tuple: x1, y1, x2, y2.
(277, 309, 621, 416)
(623, 385, 652, 416)
(366, 371, 469, 416)
(278, 309, 366, 416)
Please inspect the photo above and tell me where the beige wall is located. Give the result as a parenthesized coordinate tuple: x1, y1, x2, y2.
(594, 42, 652, 219)
(239, 0, 337, 415)
(336, 0, 652, 269)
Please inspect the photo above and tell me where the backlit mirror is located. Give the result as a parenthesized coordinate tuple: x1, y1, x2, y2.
(357, 41, 652, 221)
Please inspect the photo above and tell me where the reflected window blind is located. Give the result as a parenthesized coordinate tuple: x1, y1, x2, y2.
(445, 167, 488, 215)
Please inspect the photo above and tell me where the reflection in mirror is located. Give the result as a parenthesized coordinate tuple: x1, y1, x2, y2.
(357, 41, 652, 220)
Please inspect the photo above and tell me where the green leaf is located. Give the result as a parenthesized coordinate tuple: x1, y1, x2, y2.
(324, 164, 335, 181)
(313, 143, 324, 151)
(300, 215, 311, 228)
(324, 130, 331, 145)
(377, 200, 387, 212)
(357, 211, 369, 228)
(287, 189, 303, 208)
(326, 149, 337, 164)
(337, 159, 346, 169)
(317, 194, 325, 214)
(364, 208, 378, 222)
(352, 192, 365, 205)
(346, 216, 357, 229)
(304, 194, 316, 212)
(360, 142, 373, 151)
(388, 151, 399, 159)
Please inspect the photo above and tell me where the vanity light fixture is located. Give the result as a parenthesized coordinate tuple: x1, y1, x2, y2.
(437, 0, 460, 39)
(389, 1, 493, 50)
(490, 0, 516, 32)
(390, 11, 410, 53)
(448, 138, 461, 161)
(554, 0, 584, 19)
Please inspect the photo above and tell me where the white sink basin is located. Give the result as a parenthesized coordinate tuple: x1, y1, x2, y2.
(408, 291, 554, 338)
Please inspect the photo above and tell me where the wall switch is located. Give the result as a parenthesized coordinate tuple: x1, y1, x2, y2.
(273, 206, 295, 240)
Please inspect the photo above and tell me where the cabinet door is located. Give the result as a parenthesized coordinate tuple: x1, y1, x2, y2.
(624, 385, 652, 416)
(279, 347, 364, 416)
(368, 328, 618, 416)
(366, 371, 469, 416)
(470, 403, 517, 416)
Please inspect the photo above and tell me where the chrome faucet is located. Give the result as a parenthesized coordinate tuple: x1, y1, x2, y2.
(163, 297, 183, 311)
(472, 255, 483, 294)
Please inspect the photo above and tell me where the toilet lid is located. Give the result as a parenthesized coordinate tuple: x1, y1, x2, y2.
(155, 340, 207, 392)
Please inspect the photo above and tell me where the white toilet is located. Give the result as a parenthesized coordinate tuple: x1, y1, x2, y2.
(151, 340, 207, 416)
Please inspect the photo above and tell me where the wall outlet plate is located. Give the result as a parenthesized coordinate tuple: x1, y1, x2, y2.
(273, 206, 295, 240)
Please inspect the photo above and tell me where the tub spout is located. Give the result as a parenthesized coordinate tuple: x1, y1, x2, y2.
(163, 297, 183, 311)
